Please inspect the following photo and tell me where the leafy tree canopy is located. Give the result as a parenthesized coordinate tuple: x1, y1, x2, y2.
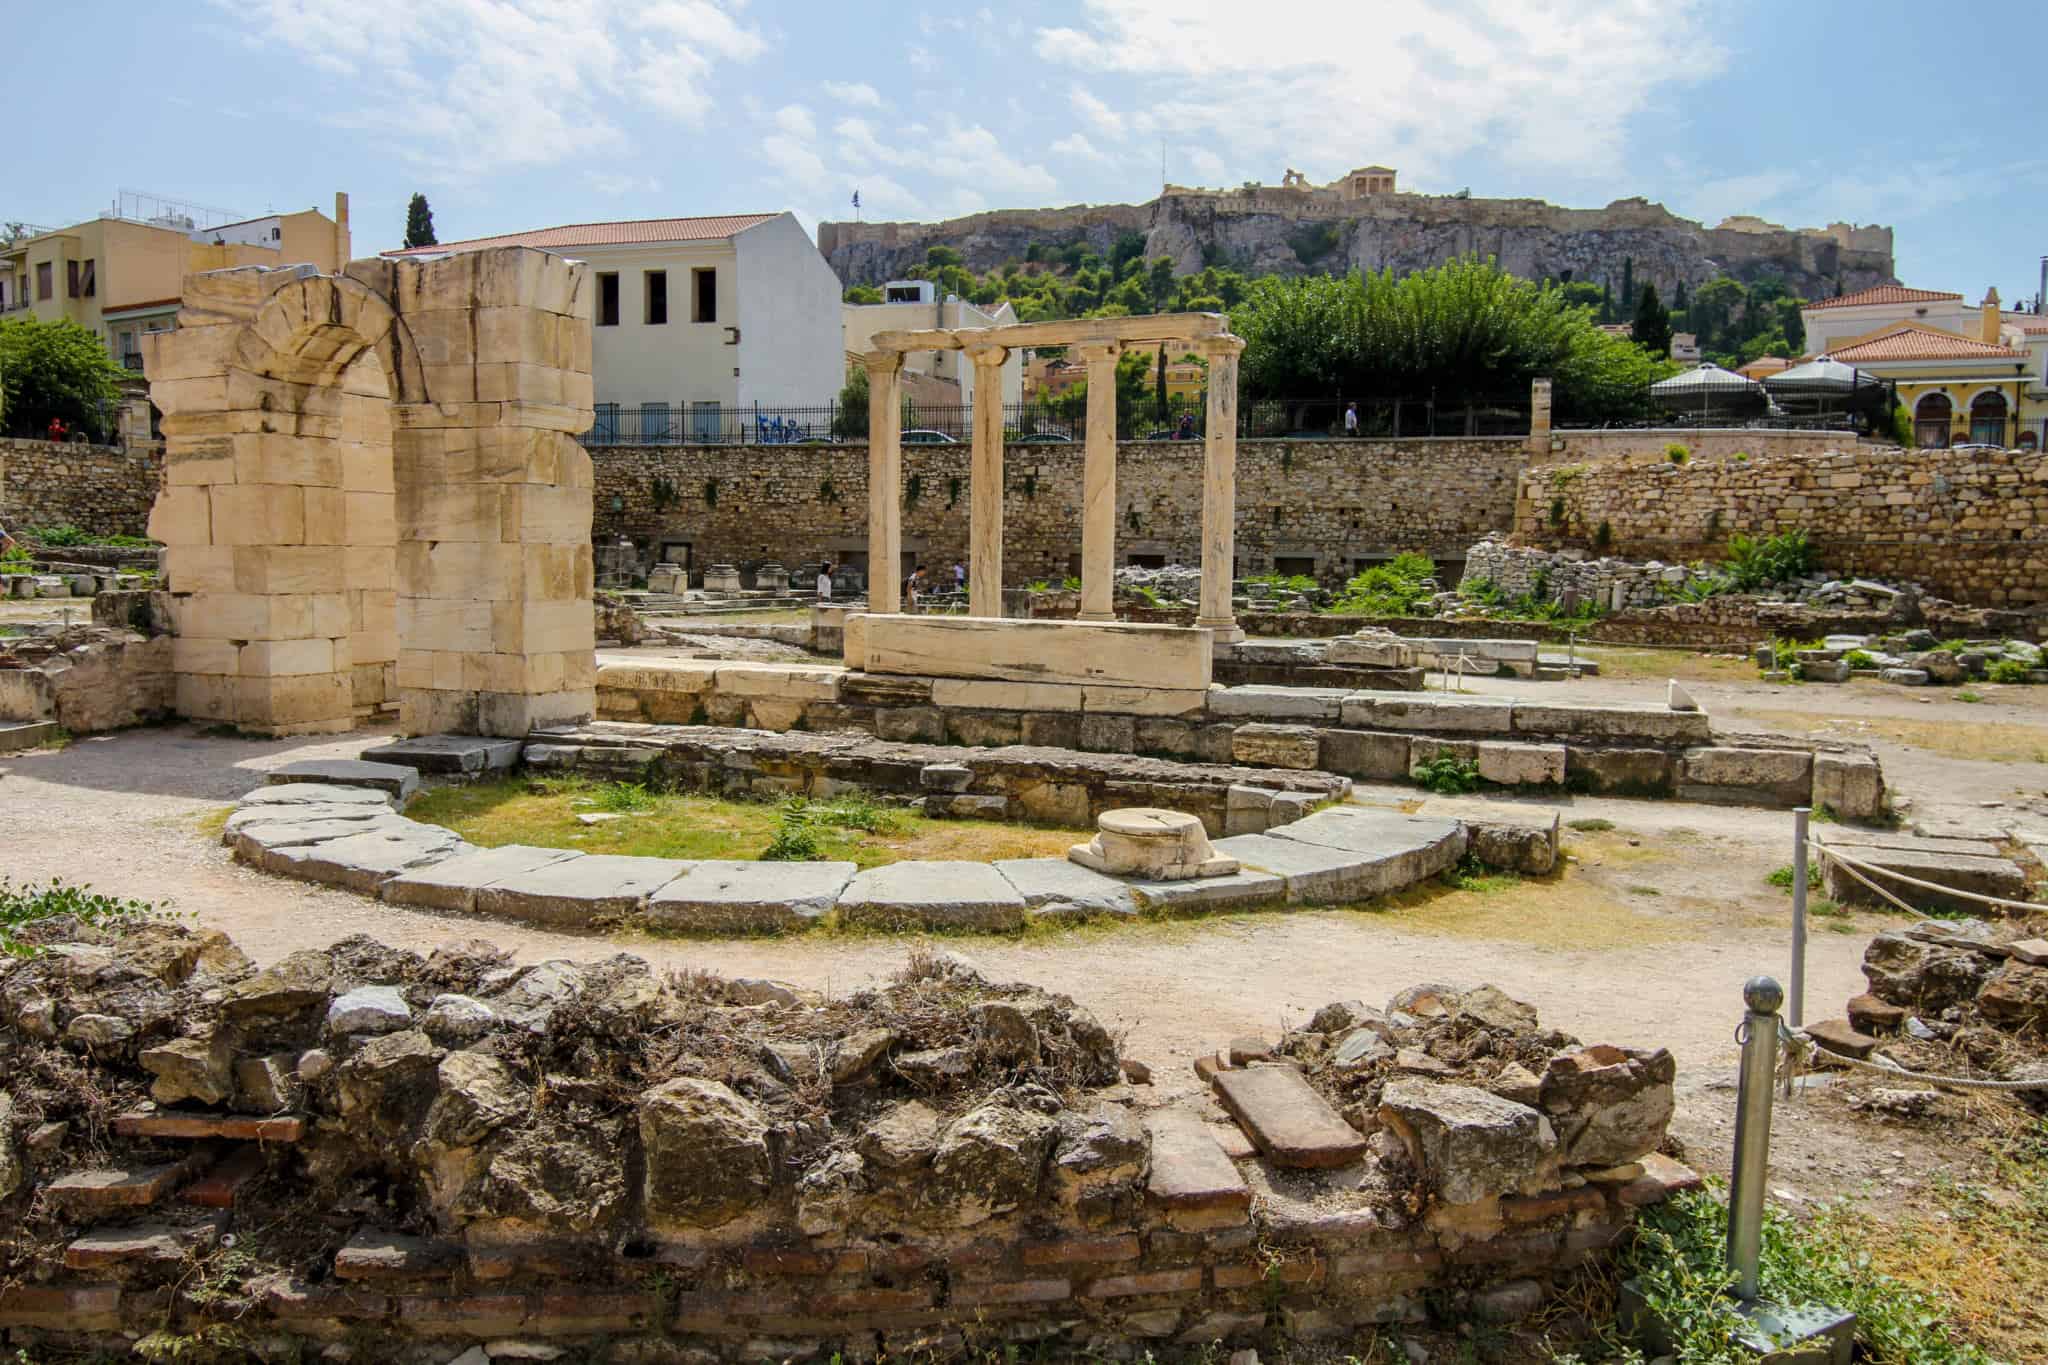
(403, 193, 437, 249)
(0, 317, 127, 442)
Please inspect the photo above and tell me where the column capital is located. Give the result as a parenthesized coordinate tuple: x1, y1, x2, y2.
(1198, 334, 1246, 358)
(861, 350, 904, 378)
(964, 342, 1010, 369)
(1077, 341, 1123, 365)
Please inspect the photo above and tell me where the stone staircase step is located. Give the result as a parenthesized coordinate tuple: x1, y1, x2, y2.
(46, 1161, 191, 1215)
(359, 734, 523, 775)
(64, 1221, 220, 1271)
(265, 758, 421, 801)
(114, 1111, 304, 1143)
(1144, 1110, 1250, 1231)
(1211, 1065, 1368, 1170)
(182, 1147, 267, 1210)
(333, 1228, 461, 1282)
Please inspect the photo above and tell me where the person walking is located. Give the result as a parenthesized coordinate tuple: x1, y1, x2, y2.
(1343, 402, 1359, 436)
(816, 562, 833, 601)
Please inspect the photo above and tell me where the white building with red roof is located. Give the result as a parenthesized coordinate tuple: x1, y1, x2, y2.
(387, 211, 843, 442)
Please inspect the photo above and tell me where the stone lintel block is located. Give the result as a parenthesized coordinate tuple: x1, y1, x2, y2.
(930, 678, 1082, 711)
(1474, 741, 1566, 787)
(381, 844, 584, 912)
(860, 614, 1212, 691)
(1341, 695, 1515, 734)
(269, 758, 421, 800)
(1676, 746, 1814, 806)
(837, 861, 1026, 931)
(596, 660, 719, 695)
(1082, 685, 1209, 717)
(1205, 685, 1348, 721)
(1210, 832, 1378, 904)
(1318, 729, 1412, 780)
(1511, 701, 1711, 744)
(1563, 747, 1676, 796)
(644, 860, 856, 932)
(1230, 724, 1322, 770)
(713, 663, 844, 702)
(1812, 750, 1886, 821)
(472, 853, 689, 925)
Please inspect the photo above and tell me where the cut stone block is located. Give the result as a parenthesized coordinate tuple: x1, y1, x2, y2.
(1475, 741, 1565, 787)
(859, 614, 1213, 691)
(46, 1163, 188, 1214)
(1316, 729, 1411, 781)
(1812, 751, 1886, 821)
(1205, 686, 1348, 721)
(1230, 724, 1322, 769)
(1211, 1066, 1367, 1170)
(1265, 806, 1466, 893)
(112, 1112, 303, 1142)
(1510, 701, 1710, 744)
(1677, 747, 1813, 806)
(265, 758, 420, 801)
(1821, 843, 2026, 913)
(226, 807, 404, 851)
(380, 844, 585, 912)
(1805, 1019, 1877, 1060)
(1145, 1110, 1251, 1230)
(1340, 695, 1515, 734)
(1415, 796, 1560, 875)
(1210, 833, 1379, 905)
(237, 783, 394, 809)
(65, 1223, 217, 1271)
(257, 822, 471, 893)
(838, 861, 1027, 931)
(473, 854, 689, 926)
(1122, 868, 1285, 914)
(0, 722, 61, 754)
(1564, 747, 1676, 796)
(993, 858, 1140, 918)
(644, 860, 856, 932)
(358, 734, 523, 774)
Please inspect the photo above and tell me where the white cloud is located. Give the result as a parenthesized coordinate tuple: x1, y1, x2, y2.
(586, 171, 663, 195)
(908, 44, 937, 73)
(224, 0, 764, 173)
(1051, 132, 1113, 166)
(1183, 147, 1226, 183)
(1035, 0, 1721, 186)
(822, 80, 883, 108)
(931, 124, 1058, 195)
(835, 116, 915, 169)
(772, 103, 817, 140)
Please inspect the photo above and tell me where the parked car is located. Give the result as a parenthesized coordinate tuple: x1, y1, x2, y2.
(1012, 432, 1074, 444)
(1949, 443, 2004, 454)
(902, 430, 959, 445)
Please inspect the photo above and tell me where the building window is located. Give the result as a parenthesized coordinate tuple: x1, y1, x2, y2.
(596, 272, 620, 326)
(67, 261, 83, 298)
(35, 262, 52, 300)
(80, 260, 95, 297)
(693, 268, 716, 323)
(644, 270, 668, 325)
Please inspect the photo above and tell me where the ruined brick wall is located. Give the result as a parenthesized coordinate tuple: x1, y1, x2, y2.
(1518, 445, 2048, 606)
(0, 437, 163, 537)
(592, 438, 1527, 584)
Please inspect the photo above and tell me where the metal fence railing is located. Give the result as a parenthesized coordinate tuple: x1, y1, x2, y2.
(1238, 394, 1532, 439)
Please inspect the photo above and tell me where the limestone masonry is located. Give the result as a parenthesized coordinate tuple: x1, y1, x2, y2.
(0, 438, 159, 536)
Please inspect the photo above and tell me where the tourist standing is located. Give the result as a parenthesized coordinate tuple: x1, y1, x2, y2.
(953, 560, 966, 593)
(816, 563, 833, 601)
(1343, 402, 1359, 436)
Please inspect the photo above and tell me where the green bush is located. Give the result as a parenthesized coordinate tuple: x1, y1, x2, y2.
(1843, 649, 1877, 670)
(30, 524, 91, 546)
(1765, 862, 1822, 892)
(1412, 755, 1481, 794)
(1723, 528, 1816, 590)
(0, 544, 29, 576)
(1326, 552, 1436, 616)
(1665, 442, 1689, 464)
(1247, 572, 1317, 595)
(1, 877, 167, 956)
(1987, 659, 2031, 684)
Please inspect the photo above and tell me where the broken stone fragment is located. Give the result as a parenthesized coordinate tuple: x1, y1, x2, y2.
(421, 993, 500, 1045)
(233, 1054, 299, 1114)
(927, 1101, 1058, 1227)
(421, 1051, 528, 1151)
(1487, 1062, 1543, 1107)
(891, 1045, 973, 1089)
(1455, 984, 1540, 1033)
(1048, 1103, 1148, 1220)
(1376, 1079, 1557, 1205)
(829, 1028, 898, 1085)
(1386, 983, 1460, 1018)
(63, 1013, 135, 1048)
(1861, 931, 1993, 1012)
(795, 1148, 867, 1237)
(334, 1031, 442, 1140)
(1978, 962, 2048, 1029)
(222, 949, 333, 1021)
(638, 1077, 773, 1228)
(0, 1096, 20, 1201)
(1332, 1029, 1392, 1068)
(140, 1035, 232, 1106)
(1537, 1044, 1675, 1168)
(972, 1001, 1041, 1066)
(1308, 1000, 1374, 1034)
(327, 985, 413, 1037)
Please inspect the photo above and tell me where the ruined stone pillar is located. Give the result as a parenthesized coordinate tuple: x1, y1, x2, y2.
(864, 351, 904, 614)
(966, 343, 1009, 617)
(1527, 377, 1553, 456)
(1077, 341, 1123, 622)
(1196, 335, 1245, 642)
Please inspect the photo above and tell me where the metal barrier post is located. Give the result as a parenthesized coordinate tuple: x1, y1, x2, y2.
(1790, 808, 1809, 1029)
(1728, 976, 1782, 1302)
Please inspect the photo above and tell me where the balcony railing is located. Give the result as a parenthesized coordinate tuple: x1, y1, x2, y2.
(120, 352, 145, 371)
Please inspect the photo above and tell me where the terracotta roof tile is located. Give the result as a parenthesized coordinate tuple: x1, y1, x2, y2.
(1805, 284, 1964, 311)
(382, 213, 780, 257)
(1828, 325, 2027, 362)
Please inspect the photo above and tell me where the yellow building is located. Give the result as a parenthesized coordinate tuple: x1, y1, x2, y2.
(1, 193, 351, 369)
(1803, 285, 2048, 448)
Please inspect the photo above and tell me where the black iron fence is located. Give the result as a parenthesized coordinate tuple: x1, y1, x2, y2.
(1238, 394, 1531, 439)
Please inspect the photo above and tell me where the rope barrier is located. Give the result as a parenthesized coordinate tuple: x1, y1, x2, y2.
(1790, 1033, 2048, 1091)
(1811, 840, 2043, 916)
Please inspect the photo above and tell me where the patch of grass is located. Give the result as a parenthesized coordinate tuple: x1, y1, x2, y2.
(1626, 884, 1661, 897)
(1766, 862, 1823, 893)
(0, 877, 169, 956)
(1567, 817, 1617, 833)
(1621, 1175, 2022, 1364)
(1437, 854, 1520, 894)
(1986, 658, 2032, 685)
(1579, 647, 1747, 684)
(1958, 689, 1984, 704)
(588, 780, 657, 812)
(408, 776, 1079, 870)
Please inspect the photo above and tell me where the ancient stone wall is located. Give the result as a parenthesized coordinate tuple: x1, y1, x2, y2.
(594, 438, 1526, 584)
(1516, 445, 2048, 606)
(0, 438, 163, 537)
(1545, 428, 1885, 466)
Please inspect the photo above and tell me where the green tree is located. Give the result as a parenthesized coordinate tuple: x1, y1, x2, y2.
(1688, 276, 1747, 355)
(924, 245, 962, 270)
(1109, 230, 1147, 280)
(0, 317, 127, 442)
(1154, 346, 1168, 424)
(832, 364, 869, 439)
(1599, 280, 1614, 323)
(1558, 281, 1604, 314)
(1632, 283, 1673, 359)
(1673, 278, 1688, 313)
(843, 284, 883, 304)
(1146, 257, 1176, 310)
(403, 193, 437, 249)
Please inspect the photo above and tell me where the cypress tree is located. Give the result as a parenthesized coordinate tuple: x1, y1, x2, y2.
(1620, 257, 1635, 310)
(404, 193, 437, 249)
(1154, 346, 1168, 423)
(1632, 282, 1673, 359)
(1599, 280, 1613, 323)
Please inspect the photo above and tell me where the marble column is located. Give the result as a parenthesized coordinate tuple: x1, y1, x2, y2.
(1526, 376, 1553, 457)
(1077, 340, 1123, 622)
(1195, 335, 1245, 640)
(966, 343, 1009, 618)
(863, 351, 904, 614)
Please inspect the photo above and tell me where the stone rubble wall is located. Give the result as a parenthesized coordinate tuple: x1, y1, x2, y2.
(1461, 538, 1708, 612)
(592, 439, 1527, 584)
(0, 626, 171, 730)
(1516, 445, 2048, 606)
(0, 437, 162, 537)
(0, 922, 1698, 1360)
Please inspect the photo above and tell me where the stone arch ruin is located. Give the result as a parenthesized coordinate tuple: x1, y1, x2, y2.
(142, 247, 597, 737)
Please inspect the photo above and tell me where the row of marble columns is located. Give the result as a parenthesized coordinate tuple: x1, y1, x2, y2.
(861, 334, 1243, 637)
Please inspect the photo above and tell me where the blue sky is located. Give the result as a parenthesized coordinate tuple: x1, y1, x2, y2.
(11, 1, 2044, 301)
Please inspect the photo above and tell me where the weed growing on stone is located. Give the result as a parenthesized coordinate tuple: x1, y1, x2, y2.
(1438, 853, 1520, 894)
(1765, 863, 1822, 893)
(1567, 818, 1617, 833)
(1958, 690, 1984, 704)
(1411, 755, 1481, 795)
(0, 877, 167, 956)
